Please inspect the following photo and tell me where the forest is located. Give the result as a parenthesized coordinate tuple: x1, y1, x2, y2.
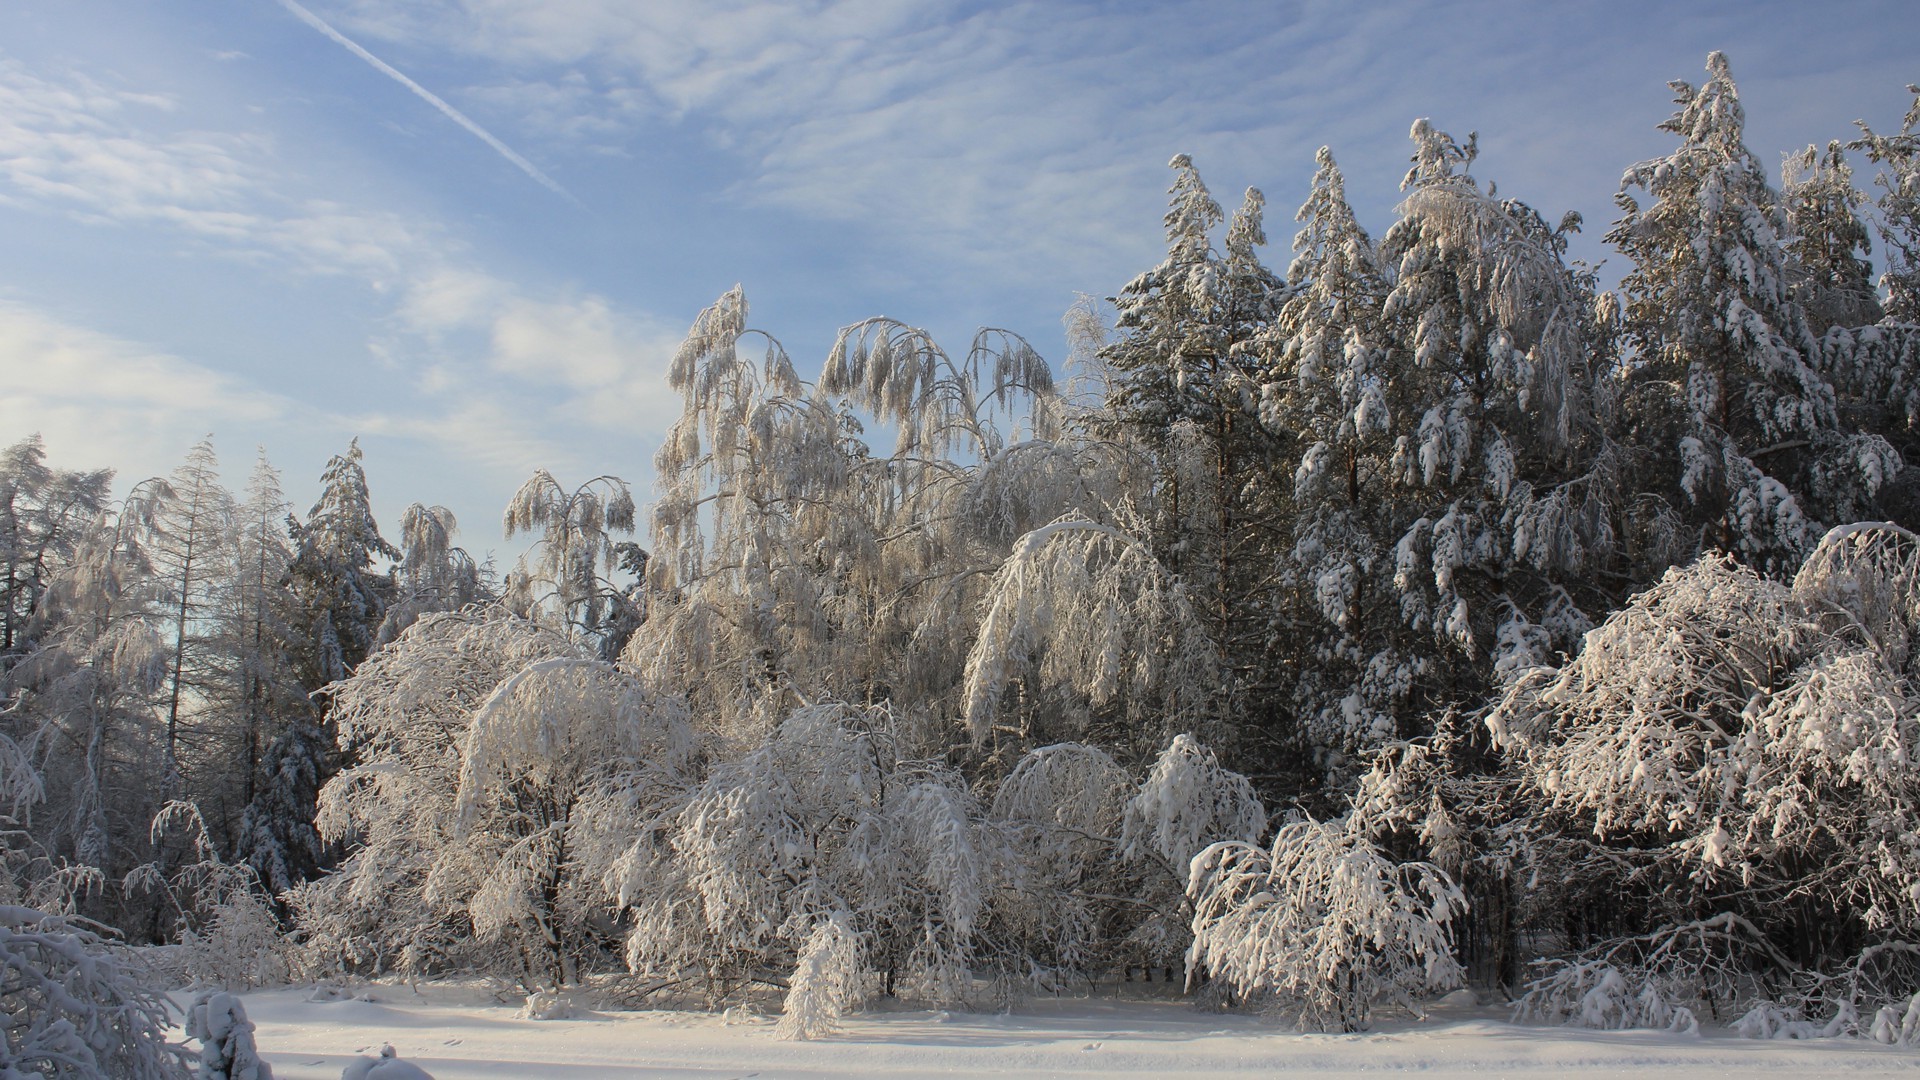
(7, 51, 1920, 1076)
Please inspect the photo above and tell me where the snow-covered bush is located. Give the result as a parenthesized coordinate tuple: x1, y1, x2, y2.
(1490, 523, 1920, 1029)
(1185, 820, 1465, 1030)
(614, 702, 984, 1020)
(186, 991, 272, 1080)
(0, 904, 190, 1079)
(982, 742, 1141, 990)
(138, 802, 290, 991)
(292, 607, 693, 989)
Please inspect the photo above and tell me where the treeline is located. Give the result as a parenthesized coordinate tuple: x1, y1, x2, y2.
(7, 52, 1920, 1064)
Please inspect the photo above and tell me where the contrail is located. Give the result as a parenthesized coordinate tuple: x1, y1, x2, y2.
(273, 0, 580, 205)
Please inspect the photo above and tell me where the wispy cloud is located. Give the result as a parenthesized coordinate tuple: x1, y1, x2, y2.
(0, 301, 295, 473)
(272, 0, 580, 205)
(317, 0, 1920, 301)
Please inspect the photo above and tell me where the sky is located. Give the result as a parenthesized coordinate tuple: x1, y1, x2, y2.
(0, 0, 1914, 567)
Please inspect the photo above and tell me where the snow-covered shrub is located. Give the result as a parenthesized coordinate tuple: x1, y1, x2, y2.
(983, 742, 1140, 990)
(1512, 914, 1787, 1032)
(0, 904, 190, 1079)
(139, 802, 290, 991)
(613, 702, 985, 1014)
(1185, 820, 1464, 1031)
(292, 607, 693, 989)
(187, 991, 272, 1079)
(1491, 523, 1920, 1029)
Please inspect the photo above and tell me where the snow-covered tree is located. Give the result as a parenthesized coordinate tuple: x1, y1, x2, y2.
(1257, 125, 1616, 777)
(1100, 157, 1286, 727)
(0, 436, 111, 665)
(1854, 85, 1920, 322)
(1608, 53, 1887, 570)
(1783, 141, 1883, 336)
(1485, 523, 1920, 1024)
(285, 440, 396, 695)
(152, 438, 235, 786)
(4, 480, 174, 919)
(960, 520, 1217, 756)
(503, 474, 634, 647)
(633, 287, 1071, 755)
(629, 287, 859, 737)
(223, 455, 316, 895)
(1186, 818, 1464, 1031)
(378, 503, 485, 646)
(614, 702, 982, 1016)
(293, 606, 688, 990)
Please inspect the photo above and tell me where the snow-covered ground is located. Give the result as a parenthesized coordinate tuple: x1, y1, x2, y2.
(197, 982, 1920, 1078)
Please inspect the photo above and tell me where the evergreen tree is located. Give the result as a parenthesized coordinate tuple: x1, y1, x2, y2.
(1782, 141, 1883, 335)
(1258, 126, 1616, 780)
(285, 439, 396, 695)
(1100, 156, 1286, 756)
(1607, 53, 1886, 571)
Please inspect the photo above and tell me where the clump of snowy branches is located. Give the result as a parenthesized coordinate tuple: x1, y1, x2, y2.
(962, 519, 1218, 750)
(1488, 523, 1920, 1032)
(186, 991, 272, 1080)
(0, 904, 190, 1079)
(1185, 819, 1465, 1031)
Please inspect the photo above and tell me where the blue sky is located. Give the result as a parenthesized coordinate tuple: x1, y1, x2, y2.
(0, 0, 1914, 564)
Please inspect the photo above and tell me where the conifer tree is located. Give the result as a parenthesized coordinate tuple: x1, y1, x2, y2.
(285, 439, 396, 695)
(152, 437, 235, 787)
(1608, 53, 1887, 571)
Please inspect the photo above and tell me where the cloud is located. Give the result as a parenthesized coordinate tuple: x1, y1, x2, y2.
(395, 267, 686, 437)
(314, 0, 1920, 304)
(0, 301, 295, 473)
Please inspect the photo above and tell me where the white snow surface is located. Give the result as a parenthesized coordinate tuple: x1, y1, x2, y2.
(177, 982, 1920, 1079)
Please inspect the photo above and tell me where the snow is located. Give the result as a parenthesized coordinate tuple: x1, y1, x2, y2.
(186, 982, 1920, 1079)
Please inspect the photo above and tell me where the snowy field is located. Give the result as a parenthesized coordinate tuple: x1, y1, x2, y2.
(194, 983, 1920, 1079)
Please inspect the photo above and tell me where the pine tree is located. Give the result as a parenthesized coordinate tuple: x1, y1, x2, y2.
(285, 439, 397, 695)
(1103, 157, 1285, 647)
(1783, 141, 1883, 335)
(1607, 52, 1879, 571)
(1258, 126, 1615, 778)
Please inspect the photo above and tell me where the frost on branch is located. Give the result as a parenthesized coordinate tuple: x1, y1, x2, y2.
(1185, 820, 1464, 1031)
(775, 911, 864, 1041)
(962, 519, 1216, 748)
(0, 905, 190, 1079)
